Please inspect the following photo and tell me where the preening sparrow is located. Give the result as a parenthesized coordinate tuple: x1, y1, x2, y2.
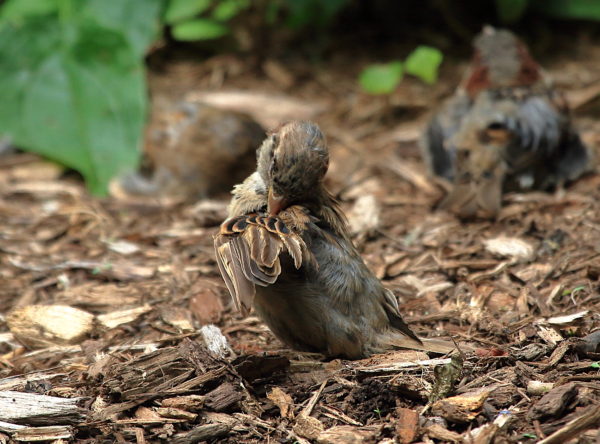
(215, 121, 452, 358)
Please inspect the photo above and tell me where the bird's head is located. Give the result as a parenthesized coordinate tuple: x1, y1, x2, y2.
(259, 121, 329, 216)
(464, 26, 542, 96)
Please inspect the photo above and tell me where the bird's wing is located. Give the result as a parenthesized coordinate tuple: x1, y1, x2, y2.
(214, 212, 310, 315)
(421, 92, 472, 181)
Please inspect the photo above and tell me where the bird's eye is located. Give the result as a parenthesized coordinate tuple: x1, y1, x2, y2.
(272, 134, 280, 146)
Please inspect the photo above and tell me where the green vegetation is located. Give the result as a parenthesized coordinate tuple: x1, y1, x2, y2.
(359, 46, 443, 95)
(0, 0, 161, 195)
(165, 0, 249, 41)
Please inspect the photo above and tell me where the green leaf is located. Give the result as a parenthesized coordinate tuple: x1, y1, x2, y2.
(0, 0, 59, 24)
(212, 0, 250, 21)
(164, 0, 211, 25)
(590, 362, 600, 369)
(522, 433, 537, 439)
(495, 0, 529, 24)
(0, 18, 145, 195)
(562, 285, 585, 296)
(359, 61, 403, 95)
(80, 0, 163, 57)
(172, 18, 229, 40)
(531, 0, 600, 21)
(404, 45, 443, 84)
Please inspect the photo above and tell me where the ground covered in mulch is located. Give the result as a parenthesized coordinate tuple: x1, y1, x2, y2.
(1, 37, 600, 443)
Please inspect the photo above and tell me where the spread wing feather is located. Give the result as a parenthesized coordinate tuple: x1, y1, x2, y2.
(215, 240, 256, 313)
(214, 212, 311, 315)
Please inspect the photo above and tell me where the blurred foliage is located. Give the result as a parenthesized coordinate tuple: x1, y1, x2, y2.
(531, 0, 600, 21)
(163, 0, 349, 43)
(359, 46, 443, 95)
(405, 46, 443, 85)
(359, 62, 403, 95)
(496, 0, 600, 24)
(2, 0, 600, 194)
(0, 0, 161, 195)
(277, 0, 349, 29)
(495, 0, 529, 24)
(165, 0, 248, 41)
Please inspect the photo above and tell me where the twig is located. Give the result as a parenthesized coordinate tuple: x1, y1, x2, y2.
(301, 379, 328, 417)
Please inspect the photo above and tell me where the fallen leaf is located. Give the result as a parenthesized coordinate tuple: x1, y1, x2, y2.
(267, 387, 294, 419)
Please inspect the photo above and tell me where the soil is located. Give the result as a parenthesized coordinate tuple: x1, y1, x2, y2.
(1, 34, 600, 443)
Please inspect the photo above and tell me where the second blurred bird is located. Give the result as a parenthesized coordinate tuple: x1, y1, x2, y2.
(119, 99, 265, 200)
(421, 26, 592, 218)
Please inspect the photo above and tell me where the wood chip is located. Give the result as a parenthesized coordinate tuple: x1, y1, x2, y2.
(204, 383, 242, 412)
(156, 407, 197, 421)
(424, 423, 462, 442)
(537, 404, 600, 444)
(395, 408, 419, 444)
(293, 414, 324, 440)
(317, 425, 378, 444)
(348, 194, 380, 236)
(431, 387, 492, 423)
(527, 381, 555, 396)
(188, 282, 224, 325)
(528, 383, 578, 420)
(7, 305, 94, 348)
(12, 425, 73, 442)
(161, 395, 205, 412)
(483, 236, 535, 262)
(97, 305, 153, 329)
(0, 391, 84, 425)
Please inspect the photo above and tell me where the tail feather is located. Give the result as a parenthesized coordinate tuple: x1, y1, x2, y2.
(382, 334, 458, 354)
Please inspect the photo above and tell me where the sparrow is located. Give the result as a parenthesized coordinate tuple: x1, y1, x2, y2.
(119, 101, 265, 199)
(421, 26, 591, 217)
(214, 121, 452, 359)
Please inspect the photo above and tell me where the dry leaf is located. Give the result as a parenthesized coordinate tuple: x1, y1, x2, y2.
(267, 387, 294, 419)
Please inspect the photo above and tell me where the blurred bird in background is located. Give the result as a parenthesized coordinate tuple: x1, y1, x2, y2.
(117, 101, 265, 200)
(421, 26, 592, 218)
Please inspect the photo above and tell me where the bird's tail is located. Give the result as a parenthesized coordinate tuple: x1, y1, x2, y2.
(381, 333, 457, 354)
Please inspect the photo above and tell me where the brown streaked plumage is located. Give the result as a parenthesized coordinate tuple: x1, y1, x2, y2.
(421, 26, 591, 218)
(215, 121, 453, 359)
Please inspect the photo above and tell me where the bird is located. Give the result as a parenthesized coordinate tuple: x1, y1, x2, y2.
(214, 121, 453, 359)
(118, 101, 265, 200)
(421, 26, 591, 218)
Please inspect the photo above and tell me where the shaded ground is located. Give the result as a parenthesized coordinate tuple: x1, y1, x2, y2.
(1, 39, 600, 443)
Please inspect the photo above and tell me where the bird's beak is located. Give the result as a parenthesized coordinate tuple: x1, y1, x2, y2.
(268, 188, 288, 216)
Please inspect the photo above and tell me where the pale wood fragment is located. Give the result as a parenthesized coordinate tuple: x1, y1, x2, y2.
(0, 391, 84, 425)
